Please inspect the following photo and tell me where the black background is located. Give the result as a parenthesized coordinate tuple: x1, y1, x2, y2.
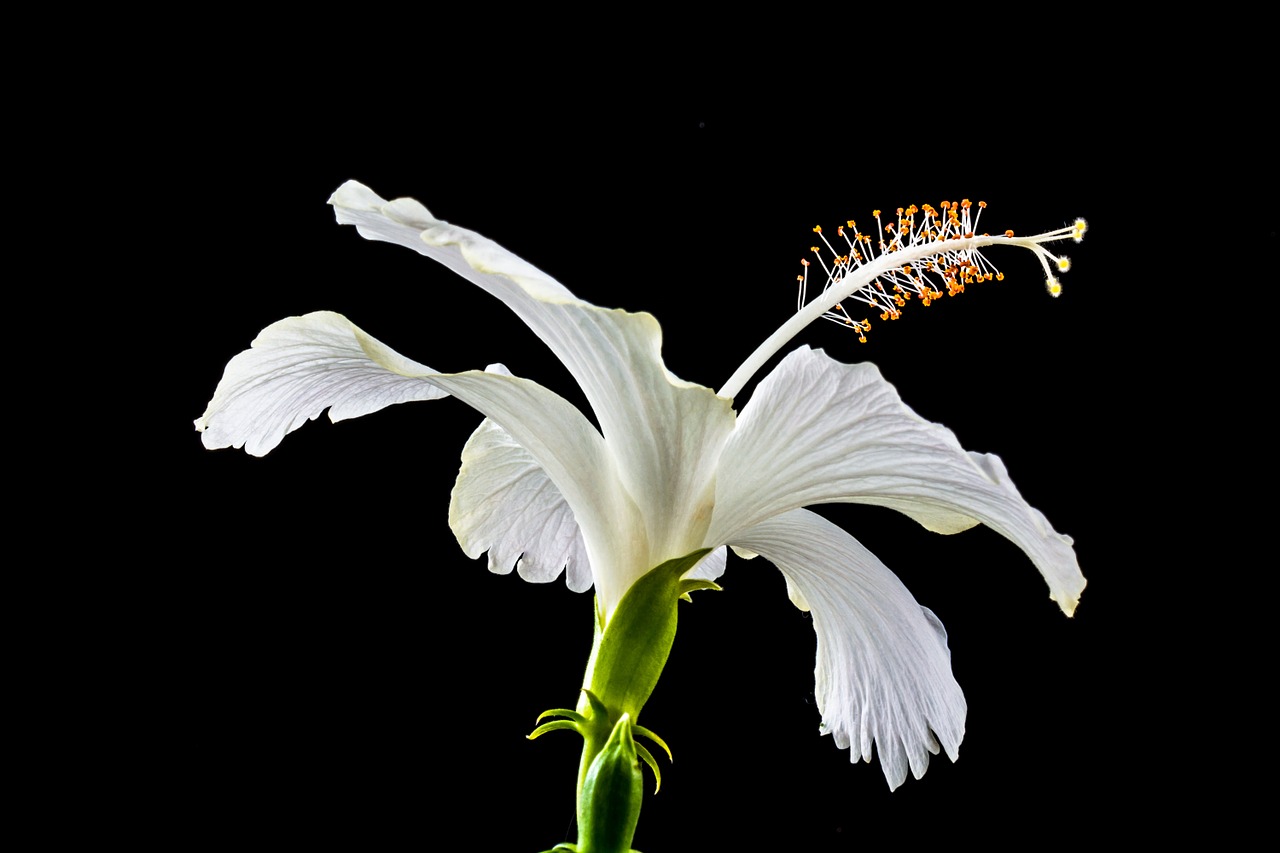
(115, 37, 1258, 850)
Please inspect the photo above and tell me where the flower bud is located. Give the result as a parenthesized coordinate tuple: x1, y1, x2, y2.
(577, 714, 643, 853)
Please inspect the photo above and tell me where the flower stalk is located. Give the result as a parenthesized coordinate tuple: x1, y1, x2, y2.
(531, 550, 712, 850)
(195, 181, 1088, 850)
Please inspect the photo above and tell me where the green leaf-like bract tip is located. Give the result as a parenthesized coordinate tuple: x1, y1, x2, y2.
(537, 708, 587, 725)
(631, 724, 672, 763)
(634, 742, 662, 793)
(528, 719, 581, 740)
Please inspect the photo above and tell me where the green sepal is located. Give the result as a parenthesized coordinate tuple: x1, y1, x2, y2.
(585, 549, 711, 721)
(580, 688, 609, 721)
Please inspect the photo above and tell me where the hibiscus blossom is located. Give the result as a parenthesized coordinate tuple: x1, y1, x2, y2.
(195, 180, 1086, 792)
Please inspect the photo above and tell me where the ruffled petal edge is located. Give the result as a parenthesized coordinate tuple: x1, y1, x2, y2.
(194, 311, 447, 457)
(726, 508, 966, 790)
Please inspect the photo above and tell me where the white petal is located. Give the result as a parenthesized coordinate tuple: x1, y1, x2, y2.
(196, 308, 641, 601)
(727, 508, 966, 790)
(420, 366, 647, 614)
(711, 346, 1085, 616)
(329, 180, 577, 304)
(331, 181, 737, 608)
(450, 417, 591, 593)
(686, 546, 727, 583)
(194, 311, 448, 457)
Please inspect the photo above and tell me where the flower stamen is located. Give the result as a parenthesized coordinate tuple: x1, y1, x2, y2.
(720, 203, 1086, 398)
(798, 199, 1008, 343)
(790, 201, 1083, 344)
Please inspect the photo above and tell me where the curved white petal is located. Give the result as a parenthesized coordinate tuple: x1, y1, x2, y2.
(711, 346, 1085, 616)
(194, 311, 448, 457)
(195, 309, 643, 605)
(450, 417, 592, 593)
(727, 508, 966, 790)
(328, 180, 578, 303)
(330, 182, 737, 588)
